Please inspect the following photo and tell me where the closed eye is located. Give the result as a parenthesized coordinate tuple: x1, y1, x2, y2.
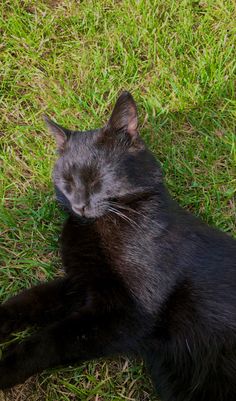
(107, 196, 118, 203)
(61, 177, 74, 193)
(90, 179, 101, 192)
(64, 182, 72, 193)
(62, 173, 75, 193)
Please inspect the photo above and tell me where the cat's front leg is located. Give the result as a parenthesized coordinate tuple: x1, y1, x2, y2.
(0, 277, 79, 342)
(0, 309, 137, 389)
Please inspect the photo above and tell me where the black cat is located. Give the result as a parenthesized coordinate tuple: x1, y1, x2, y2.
(0, 92, 236, 401)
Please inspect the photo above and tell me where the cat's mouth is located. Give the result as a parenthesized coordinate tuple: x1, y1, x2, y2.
(72, 205, 87, 216)
(71, 207, 96, 223)
(72, 206, 90, 218)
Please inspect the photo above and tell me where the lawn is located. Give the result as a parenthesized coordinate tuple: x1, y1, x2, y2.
(0, 0, 235, 400)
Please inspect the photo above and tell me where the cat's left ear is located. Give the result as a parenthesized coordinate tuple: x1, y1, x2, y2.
(43, 115, 71, 153)
(107, 91, 138, 140)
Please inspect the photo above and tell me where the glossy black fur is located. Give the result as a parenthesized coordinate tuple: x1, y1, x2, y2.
(0, 92, 236, 400)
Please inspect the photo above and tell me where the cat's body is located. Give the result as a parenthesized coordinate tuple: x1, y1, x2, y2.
(0, 92, 236, 401)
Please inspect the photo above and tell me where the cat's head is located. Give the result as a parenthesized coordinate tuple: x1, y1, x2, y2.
(45, 92, 162, 219)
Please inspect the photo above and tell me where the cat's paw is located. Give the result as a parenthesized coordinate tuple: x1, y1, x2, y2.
(0, 356, 17, 390)
(0, 344, 28, 389)
(0, 364, 12, 390)
(0, 306, 15, 343)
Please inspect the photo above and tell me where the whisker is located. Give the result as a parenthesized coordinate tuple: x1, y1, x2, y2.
(108, 201, 168, 232)
(109, 201, 153, 222)
(107, 206, 141, 230)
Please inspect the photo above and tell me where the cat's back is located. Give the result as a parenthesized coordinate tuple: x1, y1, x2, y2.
(178, 210, 236, 282)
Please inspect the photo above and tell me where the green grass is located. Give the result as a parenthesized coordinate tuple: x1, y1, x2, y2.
(0, 0, 235, 399)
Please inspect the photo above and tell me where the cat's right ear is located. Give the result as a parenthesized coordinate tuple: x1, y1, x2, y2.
(43, 115, 70, 153)
(107, 91, 138, 139)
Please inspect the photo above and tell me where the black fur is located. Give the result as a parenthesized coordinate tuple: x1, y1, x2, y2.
(0, 92, 236, 400)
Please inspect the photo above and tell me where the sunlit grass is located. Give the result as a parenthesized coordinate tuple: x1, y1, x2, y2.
(0, 0, 235, 400)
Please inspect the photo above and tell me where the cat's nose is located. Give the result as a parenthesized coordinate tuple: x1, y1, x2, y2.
(72, 204, 86, 216)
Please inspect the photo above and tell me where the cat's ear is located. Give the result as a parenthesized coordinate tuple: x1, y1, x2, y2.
(43, 115, 71, 152)
(107, 91, 138, 139)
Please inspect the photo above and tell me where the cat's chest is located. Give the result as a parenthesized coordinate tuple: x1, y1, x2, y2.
(96, 218, 137, 260)
(96, 220, 169, 312)
(63, 216, 168, 312)
(96, 215, 164, 267)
